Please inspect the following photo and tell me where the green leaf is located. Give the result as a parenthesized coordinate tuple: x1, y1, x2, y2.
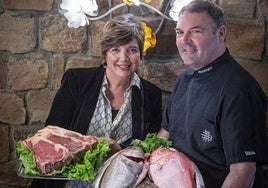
(61, 139, 110, 181)
(130, 133, 172, 153)
(16, 141, 40, 176)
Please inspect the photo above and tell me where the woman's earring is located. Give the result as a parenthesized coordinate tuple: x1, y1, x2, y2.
(103, 62, 107, 68)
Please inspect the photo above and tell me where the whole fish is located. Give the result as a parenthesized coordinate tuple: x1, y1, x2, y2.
(92, 146, 148, 188)
(148, 147, 205, 188)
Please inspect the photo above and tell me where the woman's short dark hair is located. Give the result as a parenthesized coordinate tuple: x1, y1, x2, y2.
(178, 0, 226, 33)
(101, 14, 144, 59)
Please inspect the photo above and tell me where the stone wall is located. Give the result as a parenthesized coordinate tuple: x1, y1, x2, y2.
(0, 0, 267, 187)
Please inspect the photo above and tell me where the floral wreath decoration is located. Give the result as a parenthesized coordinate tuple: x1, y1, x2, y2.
(59, 0, 192, 54)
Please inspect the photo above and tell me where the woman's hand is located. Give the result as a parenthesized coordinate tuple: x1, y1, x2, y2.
(100, 137, 121, 158)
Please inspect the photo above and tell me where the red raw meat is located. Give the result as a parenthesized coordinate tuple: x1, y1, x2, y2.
(21, 126, 97, 175)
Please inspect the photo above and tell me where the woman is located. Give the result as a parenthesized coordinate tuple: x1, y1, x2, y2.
(31, 14, 162, 188)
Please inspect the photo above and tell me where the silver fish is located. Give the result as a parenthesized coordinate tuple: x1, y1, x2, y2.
(92, 146, 147, 188)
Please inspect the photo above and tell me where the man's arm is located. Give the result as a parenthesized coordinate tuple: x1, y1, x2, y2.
(222, 162, 256, 188)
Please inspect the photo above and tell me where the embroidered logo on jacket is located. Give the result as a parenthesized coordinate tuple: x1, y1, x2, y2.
(201, 129, 213, 142)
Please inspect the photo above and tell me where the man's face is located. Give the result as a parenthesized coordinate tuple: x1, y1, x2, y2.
(175, 11, 226, 70)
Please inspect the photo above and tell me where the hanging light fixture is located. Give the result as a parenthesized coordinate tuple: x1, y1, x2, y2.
(58, 0, 192, 53)
(59, 0, 193, 28)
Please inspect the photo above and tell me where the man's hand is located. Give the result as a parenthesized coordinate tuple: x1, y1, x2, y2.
(157, 128, 170, 139)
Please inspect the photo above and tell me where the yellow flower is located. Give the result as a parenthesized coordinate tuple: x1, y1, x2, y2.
(123, 0, 137, 6)
(123, 0, 151, 6)
(141, 22, 156, 55)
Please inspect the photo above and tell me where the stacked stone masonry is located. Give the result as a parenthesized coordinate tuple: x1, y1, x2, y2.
(0, 0, 268, 187)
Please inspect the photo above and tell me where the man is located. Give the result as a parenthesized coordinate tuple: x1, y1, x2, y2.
(158, 0, 268, 187)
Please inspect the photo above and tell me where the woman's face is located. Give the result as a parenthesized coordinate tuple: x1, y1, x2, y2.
(105, 39, 140, 80)
(175, 12, 226, 70)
